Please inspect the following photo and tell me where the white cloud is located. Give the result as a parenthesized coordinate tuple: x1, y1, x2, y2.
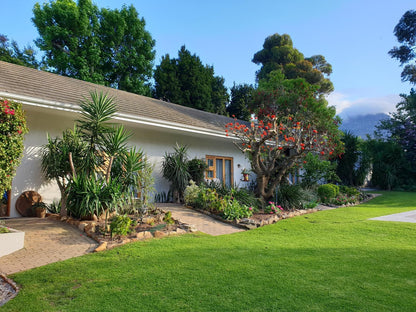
(326, 92, 400, 119)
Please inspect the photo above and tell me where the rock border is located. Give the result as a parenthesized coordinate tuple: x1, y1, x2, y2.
(0, 273, 19, 307)
(47, 209, 193, 252)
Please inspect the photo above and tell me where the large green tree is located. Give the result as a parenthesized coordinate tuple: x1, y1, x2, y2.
(252, 33, 333, 95)
(32, 0, 155, 95)
(0, 34, 39, 68)
(227, 71, 342, 202)
(389, 10, 416, 84)
(226, 83, 254, 121)
(153, 46, 229, 114)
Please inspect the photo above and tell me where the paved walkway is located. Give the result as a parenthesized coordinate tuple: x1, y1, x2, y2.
(157, 203, 245, 236)
(369, 210, 416, 223)
(0, 218, 97, 275)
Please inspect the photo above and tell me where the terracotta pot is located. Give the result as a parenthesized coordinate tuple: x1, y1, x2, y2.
(36, 207, 46, 218)
(242, 173, 249, 181)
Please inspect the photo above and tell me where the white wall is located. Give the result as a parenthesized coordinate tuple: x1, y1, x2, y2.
(10, 106, 252, 217)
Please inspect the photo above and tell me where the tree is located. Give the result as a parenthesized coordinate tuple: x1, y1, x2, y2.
(154, 46, 229, 114)
(336, 131, 371, 186)
(226, 71, 342, 202)
(0, 98, 28, 192)
(389, 10, 416, 84)
(226, 83, 254, 121)
(41, 127, 86, 216)
(0, 34, 39, 68)
(32, 0, 155, 95)
(252, 33, 333, 95)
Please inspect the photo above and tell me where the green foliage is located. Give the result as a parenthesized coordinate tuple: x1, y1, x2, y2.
(389, 10, 416, 84)
(336, 131, 371, 186)
(162, 144, 191, 203)
(276, 184, 306, 210)
(154, 45, 229, 114)
(221, 196, 253, 220)
(339, 185, 360, 197)
(194, 187, 218, 212)
(66, 174, 125, 219)
(317, 184, 339, 203)
(110, 215, 132, 237)
(184, 180, 200, 206)
(0, 34, 39, 69)
(226, 83, 254, 121)
(228, 71, 343, 202)
(264, 201, 283, 214)
(0, 98, 28, 191)
(331, 194, 358, 206)
(163, 211, 175, 225)
(47, 201, 61, 214)
(300, 152, 339, 188)
(32, 0, 155, 95)
(187, 158, 208, 186)
(365, 139, 412, 190)
(252, 33, 333, 94)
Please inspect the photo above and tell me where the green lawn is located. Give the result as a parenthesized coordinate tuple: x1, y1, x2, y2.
(3, 191, 416, 311)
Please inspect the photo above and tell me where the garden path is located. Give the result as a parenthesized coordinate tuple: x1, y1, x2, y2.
(0, 218, 97, 275)
(157, 203, 245, 236)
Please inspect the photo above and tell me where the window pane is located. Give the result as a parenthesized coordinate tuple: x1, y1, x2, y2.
(225, 159, 232, 187)
(207, 170, 214, 178)
(207, 159, 213, 167)
(216, 159, 223, 183)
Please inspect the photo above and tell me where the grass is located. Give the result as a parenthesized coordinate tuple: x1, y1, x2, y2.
(3, 191, 416, 311)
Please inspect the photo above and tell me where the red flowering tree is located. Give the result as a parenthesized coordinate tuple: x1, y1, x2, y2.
(0, 98, 28, 192)
(226, 71, 342, 202)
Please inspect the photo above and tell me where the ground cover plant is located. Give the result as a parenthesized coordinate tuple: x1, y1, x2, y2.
(3, 191, 416, 311)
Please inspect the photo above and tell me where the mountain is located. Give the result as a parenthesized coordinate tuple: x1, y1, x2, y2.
(339, 113, 390, 139)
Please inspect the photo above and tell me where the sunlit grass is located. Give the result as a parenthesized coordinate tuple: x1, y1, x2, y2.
(3, 191, 416, 311)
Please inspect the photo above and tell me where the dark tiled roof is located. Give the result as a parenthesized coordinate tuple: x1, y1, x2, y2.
(0, 61, 235, 134)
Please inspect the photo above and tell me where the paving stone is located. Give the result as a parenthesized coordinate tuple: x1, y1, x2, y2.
(0, 218, 98, 275)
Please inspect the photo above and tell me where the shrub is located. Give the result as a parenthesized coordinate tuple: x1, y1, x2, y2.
(110, 215, 132, 237)
(187, 158, 208, 185)
(264, 201, 283, 214)
(194, 187, 218, 212)
(339, 185, 360, 197)
(47, 201, 61, 214)
(184, 180, 200, 206)
(317, 184, 338, 203)
(276, 184, 304, 210)
(0, 98, 28, 191)
(163, 211, 175, 224)
(221, 196, 253, 220)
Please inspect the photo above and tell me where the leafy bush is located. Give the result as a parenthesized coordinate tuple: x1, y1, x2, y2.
(317, 184, 338, 203)
(339, 185, 360, 197)
(184, 180, 200, 206)
(163, 211, 175, 224)
(187, 158, 208, 185)
(110, 215, 132, 237)
(300, 152, 339, 188)
(194, 187, 218, 212)
(221, 196, 253, 220)
(0, 98, 28, 191)
(264, 201, 283, 214)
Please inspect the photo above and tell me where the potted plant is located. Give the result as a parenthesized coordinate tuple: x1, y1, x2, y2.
(241, 168, 250, 182)
(32, 201, 48, 218)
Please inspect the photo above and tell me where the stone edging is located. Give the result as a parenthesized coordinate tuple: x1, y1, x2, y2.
(46, 210, 193, 252)
(0, 273, 19, 307)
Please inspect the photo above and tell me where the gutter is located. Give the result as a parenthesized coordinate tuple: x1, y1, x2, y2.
(0, 91, 232, 140)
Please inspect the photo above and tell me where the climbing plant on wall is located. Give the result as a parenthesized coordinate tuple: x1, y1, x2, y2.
(0, 98, 28, 191)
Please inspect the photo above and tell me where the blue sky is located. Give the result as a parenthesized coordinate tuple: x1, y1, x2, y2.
(1, 0, 415, 117)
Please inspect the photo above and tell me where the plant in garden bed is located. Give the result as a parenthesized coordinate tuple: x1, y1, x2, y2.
(0, 98, 28, 192)
(0, 220, 10, 234)
(264, 201, 283, 214)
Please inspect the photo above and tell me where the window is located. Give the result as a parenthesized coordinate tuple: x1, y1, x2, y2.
(205, 155, 233, 187)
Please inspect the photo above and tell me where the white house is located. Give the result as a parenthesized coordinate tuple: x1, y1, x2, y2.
(0, 61, 252, 218)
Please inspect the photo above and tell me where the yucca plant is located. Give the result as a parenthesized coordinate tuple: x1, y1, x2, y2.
(162, 144, 190, 203)
(77, 91, 117, 175)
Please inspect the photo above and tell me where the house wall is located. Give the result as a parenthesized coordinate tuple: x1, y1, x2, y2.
(9, 106, 252, 217)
